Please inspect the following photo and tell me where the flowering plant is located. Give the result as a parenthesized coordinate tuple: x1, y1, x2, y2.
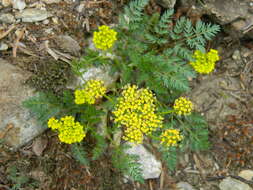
(23, 0, 219, 183)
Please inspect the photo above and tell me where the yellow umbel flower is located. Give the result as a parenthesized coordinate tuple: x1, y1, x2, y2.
(113, 85, 163, 144)
(189, 49, 219, 74)
(93, 25, 117, 51)
(47, 116, 86, 144)
(48, 117, 62, 130)
(74, 79, 106, 105)
(173, 97, 193, 116)
(160, 129, 183, 147)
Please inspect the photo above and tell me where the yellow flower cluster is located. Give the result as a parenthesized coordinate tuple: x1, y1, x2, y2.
(74, 79, 106, 105)
(113, 85, 163, 144)
(93, 25, 117, 51)
(189, 49, 219, 74)
(48, 116, 86, 144)
(160, 129, 183, 147)
(173, 97, 193, 115)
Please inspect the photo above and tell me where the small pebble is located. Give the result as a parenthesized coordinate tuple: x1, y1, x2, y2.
(232, 50, 241, 60)
(0, 43, 8, 51)
(43, 19, 49, 25)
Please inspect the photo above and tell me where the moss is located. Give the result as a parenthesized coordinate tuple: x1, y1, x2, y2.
(26, 59, 72, 94)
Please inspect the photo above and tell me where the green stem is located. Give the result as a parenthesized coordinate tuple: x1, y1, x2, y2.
(159, 110, 175, 115)
(177, 118, 200, 143)
(103, 94, 114, 103)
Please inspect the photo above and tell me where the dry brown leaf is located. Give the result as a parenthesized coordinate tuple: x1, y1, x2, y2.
(32, 136, 48, 156)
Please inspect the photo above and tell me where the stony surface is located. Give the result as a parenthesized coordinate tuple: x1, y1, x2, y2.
(219, 177, 252, 190)
(189, 75, 244, 129)
(238, 170, 253, 181)
(15, 9, 50, 22)
(124, 143, 162, 179)
(0, 59, 46, 149)
(180, 0, 253, 39)
(0, 13, 16, 23)
(54, 35, 81, 56)
(176, 182, 196, 190)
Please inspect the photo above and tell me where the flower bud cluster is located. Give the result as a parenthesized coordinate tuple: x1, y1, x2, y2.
(93, 25, 117, 51)
(189, 49, 219, 74)
(160, 129, 183, 147)
(74, 79, 106, 105)
(113, 85, 163, 144)
(48, 116, 86, 144)
(173, 97, 193, 116)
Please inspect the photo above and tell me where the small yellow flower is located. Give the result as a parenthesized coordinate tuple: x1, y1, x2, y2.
(93, 25, 117, 51)
(47, 117, 62, 130)
(113, 85, 163, 144)
(74, 79, 106, 105)
(173, 97, 193, 116)
(160, 129, 183, 147)
(189, 49, 219, 74)
(47, 116, 86, 144)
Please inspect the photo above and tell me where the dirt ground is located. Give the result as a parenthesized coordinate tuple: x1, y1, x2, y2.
(1, 0, 253, 190)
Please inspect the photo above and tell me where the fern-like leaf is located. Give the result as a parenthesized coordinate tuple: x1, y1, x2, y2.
(22, 93, 61, 126)
(71, 143, 90, 166)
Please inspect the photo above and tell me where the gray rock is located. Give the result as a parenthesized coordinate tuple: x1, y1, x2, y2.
(55, 35, 81, 56)
(15, 9, 51, 22)
(0, 43, 8, 51)
(124, 143, 162, 179)
(176, 182, 196, 190)
(204, 0, 248, 25)
(12, 0, 26, 10)
(0, 13, 15, 23)
(0, 59, 46, 149)
(219, 177, 252, 190)
(68, 65, 118, 90)
(155, 0, 176, 8)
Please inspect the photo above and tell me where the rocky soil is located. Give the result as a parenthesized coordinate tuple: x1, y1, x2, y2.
(1, 0, 253, 190)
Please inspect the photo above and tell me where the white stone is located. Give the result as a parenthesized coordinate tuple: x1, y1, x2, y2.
(0, 43, 8, 51)
(219, 177, 252, 190)
(0, 13, 15, 23)
(0, 59, 46, 149)
(124, 143, 162, 179)
(12, 0, 26, 10)
(239, 170, 253, 181)
(15, 9, 51, 22)
(177, 182, 196, 190)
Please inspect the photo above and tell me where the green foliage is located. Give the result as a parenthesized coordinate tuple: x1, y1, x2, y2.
(91, 133, 107, 160)
(71, 143, 90, 166)
(112, 145, 144, 183)
(22, 92, 62, 126)
(7, 165, 38, 190)
(183, 113, 210, 151)
(160, 146, 178, 171)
